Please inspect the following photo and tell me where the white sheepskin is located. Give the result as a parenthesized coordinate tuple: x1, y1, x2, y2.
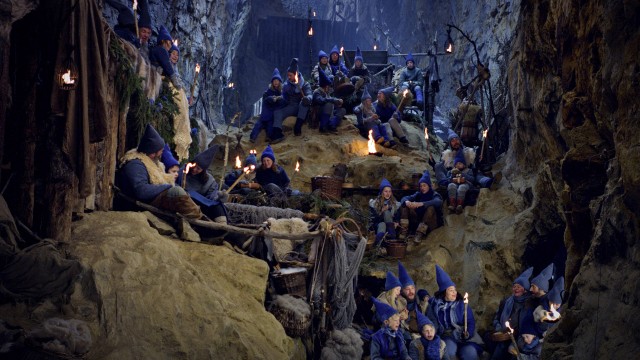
(320, 328, 364, 360)
(268, 217, 309, 262)
(272, 294, 311, 319)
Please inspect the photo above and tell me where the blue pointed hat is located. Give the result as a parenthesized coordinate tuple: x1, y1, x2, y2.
(454, 149, 466, 166)
(157, 25, 172, 42)
(406, 52, 415, 65)
(371, 296, 398, 321)
(330, 45, 340, 56)
(419, 171, 432, 186)
(416, 310, 433, 330)
(137, 124, 165, 154)
(106, 0, 135, 27)
(160, 143, 179, 170)
(514, 267, 534, 290)
(447, 129, 459, 142)
(548, 277, 564, 304)
(354, 46, 363, 62)
(169, 44, 179, 54)
(385, 271, 402, 291)
(361, 87, 372, 101)
(318, 50, 328, 61)
(244, 153, 257, 167)
(318, 67, 332, 88)
(261, 145, 275, 162)
(531, 263, 554, 293)
(435, 264, 455, 293)
(379, 87, 394, 98)
(137, 0, 152, 29)
(417, 289, 430, 302)
(379, 178, 392, 193)
(193, 145, 218, 170)
(398, 261, 414, 288)
(271, 68, 282, 82)
(287, 58, 299, 74)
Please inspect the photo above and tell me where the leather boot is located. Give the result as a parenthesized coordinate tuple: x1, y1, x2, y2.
(415, 222, 429, 243)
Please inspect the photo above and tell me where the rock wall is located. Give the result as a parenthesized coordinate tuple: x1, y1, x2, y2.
(505, 0, 640, 358)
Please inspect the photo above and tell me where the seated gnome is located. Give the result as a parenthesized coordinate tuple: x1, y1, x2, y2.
(426, 265, 483, 360)
(224, 152, 258, 195)
(399, 171, 443, 242)
(160, 143, 180, 184)
(373, 271, 408, 326)
(446, 149, 474, 214)
(149, 25, 183, 89)
(254, 145, 297, 197)
(116, 124, 202, 219)
(370, 297, 412, 360)
(527, 263, 554, 309)
(181, 145, 228, 223)
(489, 267, 533, 360)
(353, 87, 395, 148)
(408, 311, 449, 360)
(532, 276, 564, 338)
(369, 178, 401, 246)
(312, 67, 346, 134)
(399, 261, 430, 339)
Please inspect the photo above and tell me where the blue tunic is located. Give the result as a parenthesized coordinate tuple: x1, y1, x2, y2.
(116, 159, 171, 202)
(149, 46, 174, 77)
(255, 165, 290, 190)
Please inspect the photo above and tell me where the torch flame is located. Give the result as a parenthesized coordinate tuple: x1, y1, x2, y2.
(548, 305, 561, 321)
(251, 149, 257, 155)
(505, 321, 514, 333)
(185, 162, 196, 173)
(483, 128, 488, 139)
(313, 10, 316, 17)
(367, 130, 377, 154)
(374, 44, 378, 50)
(308, 27, 314, 37)
(228, 82, 235, 88)
(340, 46, 344, 56)
(133, 0, 137, 10)
(446, 43, 453, 53)
(464, 292, 469, 304)
(424, 128, 429, 140)
(294, 72, 299, 84)
(195, 63, 201, 74)
(295, 161, 300, 172)
(173, 39, 179, 46)
(250, 164, 255, 171)
(403, 89, 409, 97)
(62, 69, 75, 85)
(235, 156, 241, 168)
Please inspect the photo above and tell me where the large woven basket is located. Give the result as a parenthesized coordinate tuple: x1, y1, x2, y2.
(385, 240, 407, 259)
(269, 298, 311, 338)
(311, 176, 343, 199)
(272, 268, 307, 298)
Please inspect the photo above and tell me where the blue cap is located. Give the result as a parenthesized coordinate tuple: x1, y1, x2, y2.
(371, 296, 398, 321)
(379, 178, 392, 193)
(548, 277, 564, 304)
(261, 145, 275, 162)
(160, 143, 179, 170)
(406, 52, 414, 65)
(417, 289, 430, 302)
(244, 153, 257, 167)
(193, 145, 218, 170)
(514, 267, 534, 290)
(435, 264, 455, 293)
(137, 124, 165, 154)
(419, 172, 432, 186)
(137, 0, 152, 29)
(318, 50, 328, 61)
(385, 271, 402, 291)
(447, 129, 459, 142)
(416, 310, 433, 330)
(106, 0, 135, 27)
(287, 58, 299, 74)
(157, 25, 172, 42)
(531, 263, 554, 293)
(271, 68, 282, 82)
(169, 44, 179, 54)
(354, 46, 363, 63)
(361, 87, 372, 101)
(398, 261, 414, 288)
(454, 149, 466, 166)
(378, 87, 394, 98)
(318, 67, 332, 88)
(330, 45, 340, 56)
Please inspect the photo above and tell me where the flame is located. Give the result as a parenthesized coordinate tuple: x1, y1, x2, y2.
(308, 26, 313, 37)
(185, 162, 196, 173)
(251, 149, 257, 155)
(235, 156, 241, 168)
(446, 43, 453, 53)
(173, 39, 179, 46)
(373, 44, 377, 50)
(312, 10, 316, 17)
(62, 69, 75, 85)
(133, 0, 137, 10)
(250, 164, 255, 171)
(294, 71, 299, 84)
(464, 292, 469, 304)
(483, 128, 488, 139)
(505, 321, 514, 333)
(548, 305, 561, 321)
(228, 82, 235, 88)
(340, 46, 344, 56)
(424, 128, 429, 140)
(403, 89, 409, 97)
(195, 63, 201, 73)
(367, 130, 377, 154)
(295, 161, 300, 172)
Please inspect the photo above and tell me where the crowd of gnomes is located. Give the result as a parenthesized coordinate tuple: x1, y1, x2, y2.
(365, 259, 565, 360)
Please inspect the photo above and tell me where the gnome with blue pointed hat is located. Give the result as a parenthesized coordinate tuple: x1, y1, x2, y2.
(400, 170, 443, 242)
(398, 51, 425, 107)
(105, 0, 141, 48)
(116, 124, 203, 219)
(313, 68, 346, 134)
(223, 151, 258, 195)
(369, 179, 402, 246)
(372, 271, 408, 324)
(370, 296, 410, 359)
(427, 265, 483, 359)
(532, 276, 564, 337)
(328, 44, 349, 77)
(375, 87, 409, 144)
(311, 49, 334, 85)
(398, 261, 432, 336)
(272, 58, 313, 142)
(408, 310, 448, 360)
(255, 145, 298, 197)
(136, 0, 153, 59)
(348, 46, 370, 92)
(529, 263, 554, 299)
(353, 87, 395, 148)
(250, 68, 286, 143)
(490, 266, 533, 358)
(512, 311, 542, 358)
(149, 25, 183, 89)
(446, 144, 474, 215)
(160, 143, 180, 184)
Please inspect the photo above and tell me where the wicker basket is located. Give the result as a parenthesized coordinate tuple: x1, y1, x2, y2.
(272, 267, 307, 298)
(269, 298, 311, 337)
(366, 231, 376, 251)
(311, 176, 343, 199)
(385, 240, 408, 259)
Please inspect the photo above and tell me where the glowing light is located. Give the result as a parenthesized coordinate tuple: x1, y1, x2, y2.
(228, 82, 235, 88)
(548, 305, 561, 321)
(340, 46, 344, 56)
(133, 0, 137, 10)
(235, 156, 241, 169)
(195, 63, 201, 74)
(403, 89, 409, 97)
(483, 128, 488, 139)
(446, 43, 453, 53)
(173, 39, 179, 46)
(464, 292, 469, 304)
(294, 72, 299, 84)
(373, 44, 377, 50)
(367, 130, 377, 154)
(313, 10, 316, 17)
(505, 321, 514, 334)
(295, 161, 300, 172)
(185, 162, 196, 173)
(424, 128, 429, 141)
(308, 26, 313, 37)
(62, 69, 75, 85)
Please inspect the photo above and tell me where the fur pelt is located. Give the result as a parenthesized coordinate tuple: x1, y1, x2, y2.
(272, 294, 310, 319)
(441, 147, 476, 168)
(268, 217, 309, 262)
(319, 328, 364, 360)
(121, 150, 175, 185)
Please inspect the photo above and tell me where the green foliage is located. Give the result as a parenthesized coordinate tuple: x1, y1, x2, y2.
(188, 117, 200, 161)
